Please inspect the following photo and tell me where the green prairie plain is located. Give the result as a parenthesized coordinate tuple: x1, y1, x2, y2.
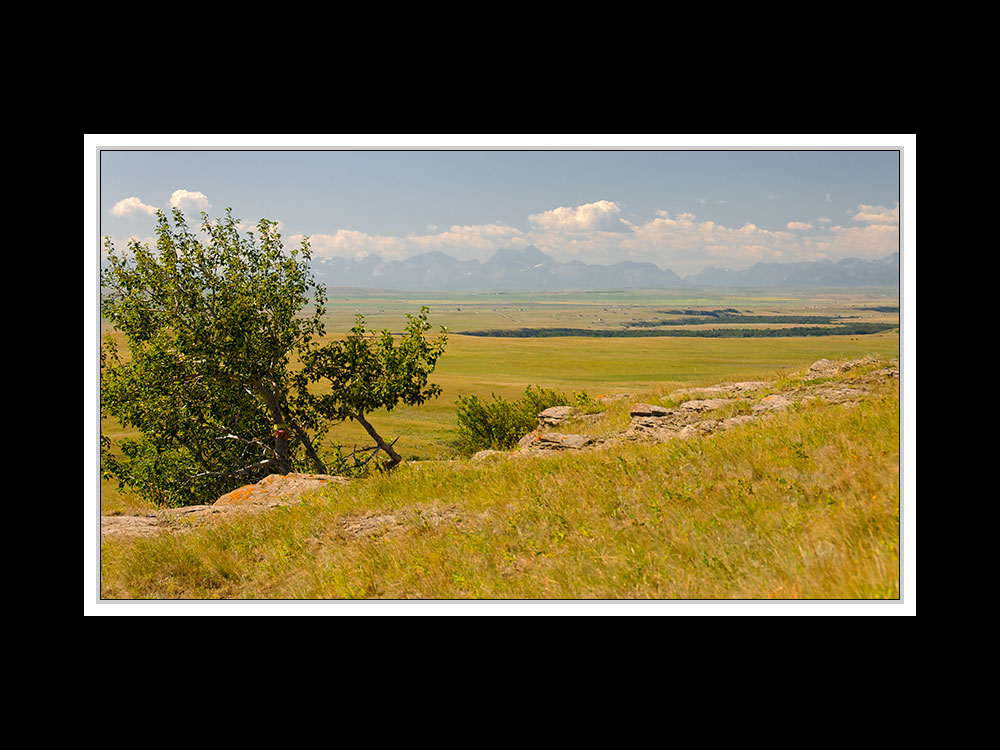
(99, 288, 900, 515)
(302, 288, 898, 459)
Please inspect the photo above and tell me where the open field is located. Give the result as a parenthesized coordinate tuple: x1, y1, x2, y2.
(99, 288, 900, 516)
(318, 287, 900, 334)
(99, 351, 902, 600)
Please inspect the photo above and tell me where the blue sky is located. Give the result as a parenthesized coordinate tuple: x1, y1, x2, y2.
(94, 136, 906, 277)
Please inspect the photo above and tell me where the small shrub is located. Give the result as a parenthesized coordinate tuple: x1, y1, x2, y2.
(454, 386, 570, 455)
(573, 391, 602, 413)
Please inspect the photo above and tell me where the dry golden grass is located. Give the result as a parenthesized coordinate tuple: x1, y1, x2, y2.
(99, 367, 900, 601)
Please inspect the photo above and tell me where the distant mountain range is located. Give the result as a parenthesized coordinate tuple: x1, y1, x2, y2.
(311, 245, 900, 291)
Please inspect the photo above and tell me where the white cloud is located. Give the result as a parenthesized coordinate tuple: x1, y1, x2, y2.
(618, 213, 806, 273)
(296, 222, 530, 262)
(111, 196, 157, 217)
(408, 223, 526, 254)
(296, 229, 409, 260)
(852, 202, 899, 224)
(169, 189, 211, 213)
(816, 223, 899, 258)
(293, 198, 900, 277)
(529, 200, 624, 232)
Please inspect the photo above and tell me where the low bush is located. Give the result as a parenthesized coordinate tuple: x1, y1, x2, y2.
(454, 386, 570, 455)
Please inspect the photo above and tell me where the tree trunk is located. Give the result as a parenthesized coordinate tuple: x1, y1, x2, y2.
(273, 427, 291, 474)
(353, 412, 403, 469)
(289, 417, 328, 474)
(250, 377, 292, 474)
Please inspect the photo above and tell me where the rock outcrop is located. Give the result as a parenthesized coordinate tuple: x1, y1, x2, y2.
(537, 406, 578, 427)
(518, 430, 595, 451)
(101, 473, 349, 539)
(517, 356, 898, 454)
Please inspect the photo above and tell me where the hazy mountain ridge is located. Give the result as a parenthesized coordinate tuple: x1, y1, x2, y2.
(310, 245, 900, 291)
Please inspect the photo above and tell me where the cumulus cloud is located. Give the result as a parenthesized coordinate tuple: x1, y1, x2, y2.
(529, 200, 625, 232)
(299, 222, 528, 262)
(852, 202, 899, 224)
(169, 189, 211, 213)
(816, 222, 899, 258)
(408, 223, 526, 253)
(295, 229, 409, 260)
(619, 213, 804, 273)
(111, 196, 157, 217)
(293, 197, 900, 277)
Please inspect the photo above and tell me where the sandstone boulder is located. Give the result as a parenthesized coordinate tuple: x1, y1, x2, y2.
(538, 405, 578, 427)
(678, 398, 728, 413)
(672, 381, 766, 398)
(753, 394, 792, 413)
(630, 403, 669, 417)
(214, 473, 350, 507)
(471, 449, 506, 461)
(807, 356, 880, 378)
(518, 431, 594, 451)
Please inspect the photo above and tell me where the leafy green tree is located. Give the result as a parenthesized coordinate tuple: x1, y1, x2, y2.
(100, 208, 330, 506)
(297, 308, 448, 469)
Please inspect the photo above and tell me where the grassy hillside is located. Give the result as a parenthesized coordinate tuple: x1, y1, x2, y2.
(99, 355, 901, 600)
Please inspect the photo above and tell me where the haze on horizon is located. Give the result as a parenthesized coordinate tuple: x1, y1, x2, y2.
(99, 146, 901, 278)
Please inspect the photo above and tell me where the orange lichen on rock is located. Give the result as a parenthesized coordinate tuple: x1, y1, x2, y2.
(214, 473, 350, 507)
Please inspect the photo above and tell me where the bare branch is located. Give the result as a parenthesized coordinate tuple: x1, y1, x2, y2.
(190, 458, 277, 480)
(214, 433, 277, 457)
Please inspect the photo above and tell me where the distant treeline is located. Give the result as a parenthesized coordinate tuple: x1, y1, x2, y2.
(625, 313, 838, 328)
(655, 308, 741, 317)
(858, 306, 899, 313)
(458, 323, 899, 338)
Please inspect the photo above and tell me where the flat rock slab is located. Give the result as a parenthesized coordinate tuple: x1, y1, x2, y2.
(100, 514, 168, 539)
(753, 394, 793, 412)
(101, 473, 350, 540)
(678, 398, 728, 412)
(807, 356, 881, 378)
(537, 405, 578, 426)
(630, 403, 670, 417)
(518, 431, 595, 451)
(672, 382, 767, 398)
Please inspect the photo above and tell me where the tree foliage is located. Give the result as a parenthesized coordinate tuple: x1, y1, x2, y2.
(297, 308, 448, 468)
(100, 208, 446, 506)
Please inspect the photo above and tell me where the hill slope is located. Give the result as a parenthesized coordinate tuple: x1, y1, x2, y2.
(99, 357, 901, 600)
